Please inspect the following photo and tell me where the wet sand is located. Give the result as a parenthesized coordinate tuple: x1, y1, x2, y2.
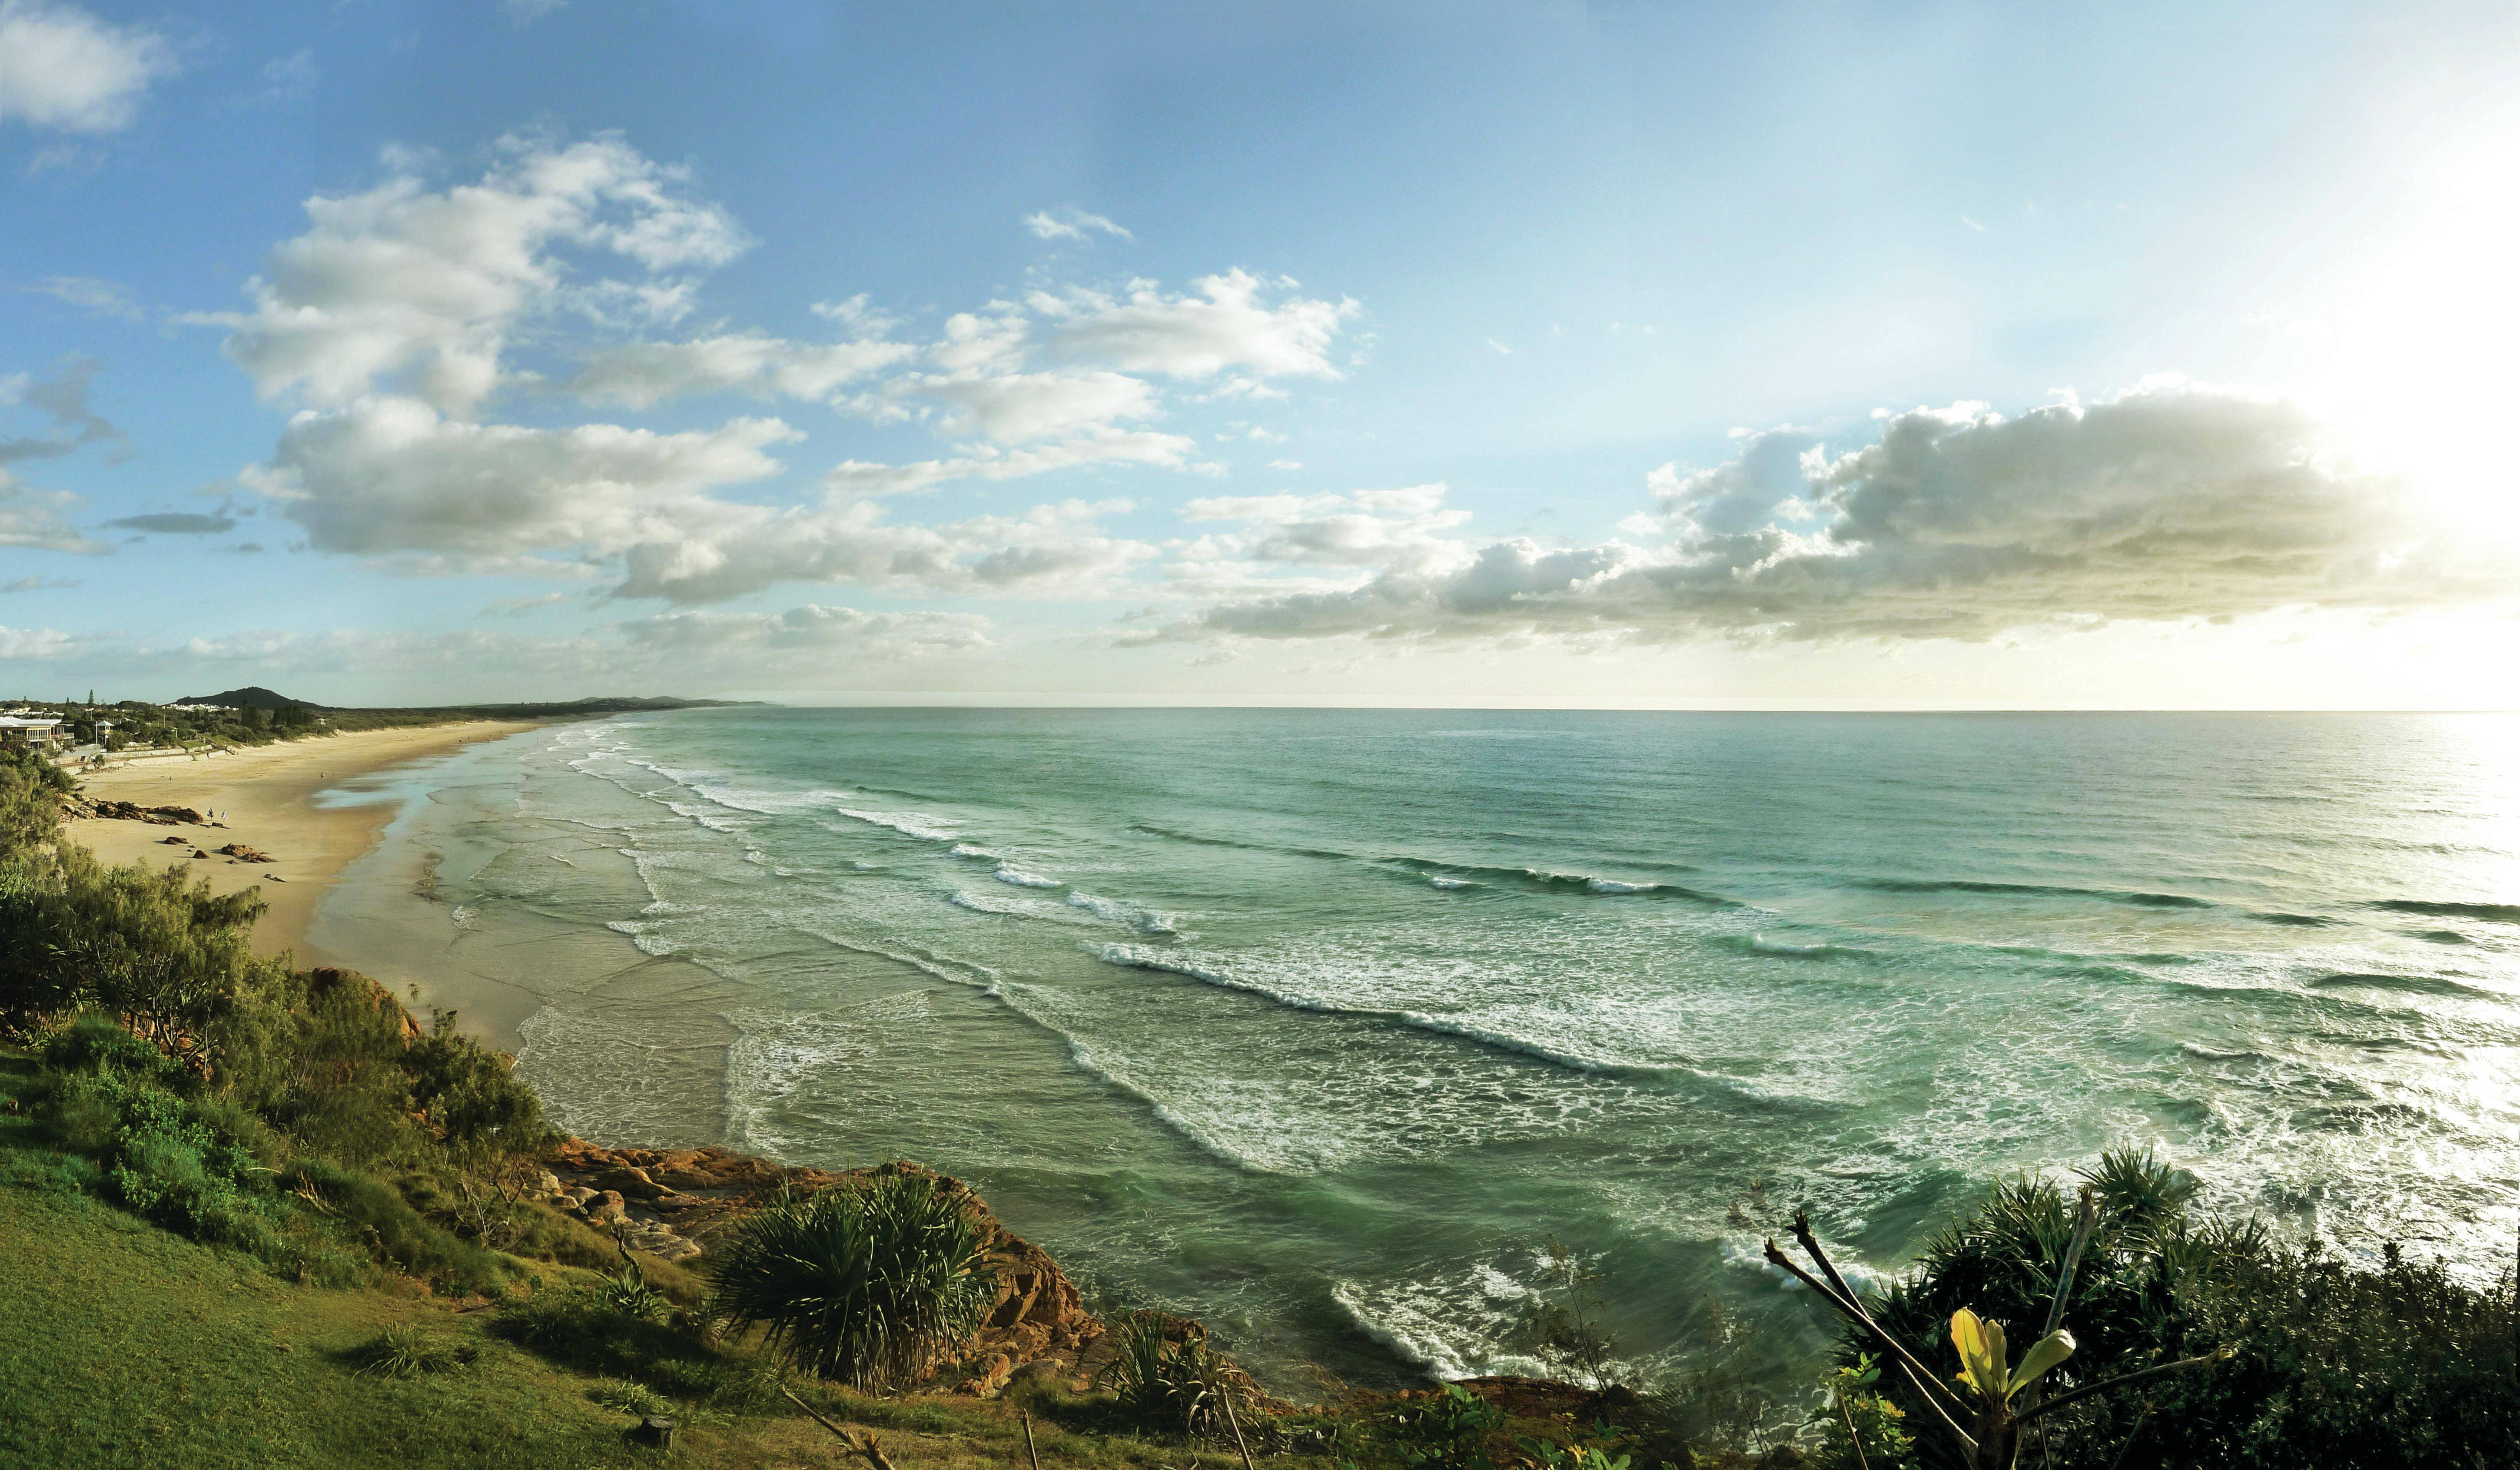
(67, 723, 543, 963)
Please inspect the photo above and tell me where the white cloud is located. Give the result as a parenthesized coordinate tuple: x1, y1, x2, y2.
(618, 603, 991, 659)
(822, 428, 1202, 497)
(199, 134, 1360, 607)
(1037, 269, 1357, 379)
(614, 496, 1155, 604)
(1487, 338, 1511, 355)
(1024, 208, 1132, 242)
(811, 293, 900, 335)
(246, 395, 797, 559)
(0, 621, 82, 658)
(23, 274, 137, 317)
(905, 369, 1157, 442)
(196, 133, 749, 414)
(251, 49, 316, 105)
(1167, 382, 2516, 646)
(568, 334, 913, 408)
(0, 0, 176, 133)
(1176, 483, 1471, 571)
(0, 468, 106, 553)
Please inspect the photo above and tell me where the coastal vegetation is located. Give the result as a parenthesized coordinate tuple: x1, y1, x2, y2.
(3, 687, 745, 755)
(2, 744, 2514, 1469)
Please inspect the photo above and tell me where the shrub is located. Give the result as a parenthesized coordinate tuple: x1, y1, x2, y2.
(708, 1168, 997, 1390)
(1375, 1382, 1506, 1470)
(1095, 1311, 1261, 1438)
(45, 1068, 289, 1253)
(402, 1012, 548, 1162)
(349, 1324, 478, 1377)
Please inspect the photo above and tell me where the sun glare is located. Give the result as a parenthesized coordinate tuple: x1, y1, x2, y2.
(2318, 136, 2520, 542)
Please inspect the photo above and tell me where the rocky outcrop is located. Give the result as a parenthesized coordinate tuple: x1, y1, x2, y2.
(545, 1139, 1105, 1391)
(216, 842, 276, 862)
(61, 795, 207, 825)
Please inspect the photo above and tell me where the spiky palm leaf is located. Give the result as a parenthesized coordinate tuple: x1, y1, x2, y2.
(709, 1170, 997, 1389)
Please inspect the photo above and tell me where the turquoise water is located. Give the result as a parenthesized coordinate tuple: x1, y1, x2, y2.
(318, 709, 2520, 1393)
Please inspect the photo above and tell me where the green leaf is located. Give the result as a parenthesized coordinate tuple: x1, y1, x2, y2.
(2008, 1328, 2076, 1396)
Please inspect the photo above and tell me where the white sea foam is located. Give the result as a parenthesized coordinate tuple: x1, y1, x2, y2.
(833, 806, 957, 842)
(448, 904, 478, 930)
(1428, 875, 1474, 889)
(660, 799, 741, 833)
(1587, 878, 1654, 894)
(1723, 1238, 1903, 1298)
(1093, 943, 1660, 1074)
(604, 919, 675, 956)
(1068, 892, 1180, 934)
(949, 843, 999, 859)
(994, 864, 1060, 888)
(947, 888, 1083, 921)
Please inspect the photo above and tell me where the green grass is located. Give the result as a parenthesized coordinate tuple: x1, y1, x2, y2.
(0, 1148, 1309, 1470)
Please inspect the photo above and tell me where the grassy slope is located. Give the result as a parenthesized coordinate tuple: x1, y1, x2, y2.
(0, 1059, 1275, 1470)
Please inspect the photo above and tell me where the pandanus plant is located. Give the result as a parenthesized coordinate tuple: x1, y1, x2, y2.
(1763, 1187, 2233, 1470)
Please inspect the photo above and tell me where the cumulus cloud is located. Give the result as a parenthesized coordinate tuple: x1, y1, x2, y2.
(904, 369, 1158, 442)
(198, 134, 1353, 606)
(614, 496, 1153, 604)
(196, 134, 749, 414)
(0, 0, 176, 133)
(568, 334, 913, 408)
(246, 396, 796, 560)
(1024, 208, 1132, 242)
(1171, 382, 2513, 646)
(0, 622, 82, 658)
(1036, 270, 1358, 379)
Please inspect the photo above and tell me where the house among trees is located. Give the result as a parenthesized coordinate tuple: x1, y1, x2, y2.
(0, 715, 65, 752)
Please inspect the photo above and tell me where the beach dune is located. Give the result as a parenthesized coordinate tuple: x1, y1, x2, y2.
(67, 723, 541, 963)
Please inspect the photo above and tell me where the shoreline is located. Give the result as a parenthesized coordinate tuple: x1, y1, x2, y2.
(66, 721, 547, 965)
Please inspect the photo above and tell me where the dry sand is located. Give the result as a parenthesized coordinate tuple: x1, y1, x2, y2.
(67, 723, 542, 962)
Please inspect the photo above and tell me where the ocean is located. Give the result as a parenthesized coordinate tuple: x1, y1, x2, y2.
(308, 707, 2520, 1394)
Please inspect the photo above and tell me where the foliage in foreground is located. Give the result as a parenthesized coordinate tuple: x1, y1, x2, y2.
(1095, 1311, 1263, 1439)
(1835, 1147, 2518, 1470)
(710, 1167, 999, 1389)
(0, 768, 555, 1293)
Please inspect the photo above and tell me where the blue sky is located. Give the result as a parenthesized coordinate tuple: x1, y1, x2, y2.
(3, 0, 2516, 707)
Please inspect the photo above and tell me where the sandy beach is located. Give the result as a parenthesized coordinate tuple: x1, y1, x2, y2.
(66, 723, 543, 963)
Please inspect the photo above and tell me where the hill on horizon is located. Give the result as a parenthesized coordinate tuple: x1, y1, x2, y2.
(172, 686, 305, 710)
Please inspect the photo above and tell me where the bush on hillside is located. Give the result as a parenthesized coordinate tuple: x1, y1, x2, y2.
(1848, 1146, 2517, 1469)
(1096, 1311, 1262, 1438)
(709, 1168, 998, 1390)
